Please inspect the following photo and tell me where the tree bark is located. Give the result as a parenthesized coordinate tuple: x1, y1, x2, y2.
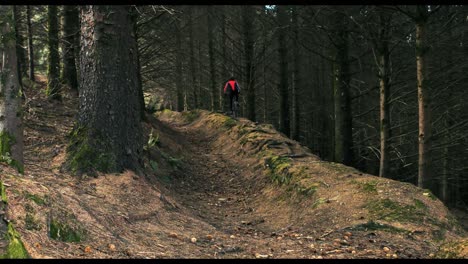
(26, 5, 35, 82)
(188, 8, 198, 109)
(175, 18, 184, 112)
(0, 5, 24, 173)
(277, 5, 290, 137)
(291, 6, 301, 141)
(377, 10, 392, 178)
(13, 5, 26, 88)
(66, 5, 143, 175)
(242, 6, 256, 121)
(332, 9, 353, 166)
(61, 5, 79, 91)
(207, 6, 218, 112)
(46, 5, 61, 100)
(415, 7, 432, 189)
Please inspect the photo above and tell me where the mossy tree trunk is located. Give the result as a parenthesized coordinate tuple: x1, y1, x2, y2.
(47, 5, 61, 100)
(66, 5, 143, 175)
(26, 5, 34, 82)
(0, 5, 24, 173)
(277, 5, 290, 137)
(332, 8, 353, 166)
(242, 5, 256, 121)
(61, 5, 79, 91)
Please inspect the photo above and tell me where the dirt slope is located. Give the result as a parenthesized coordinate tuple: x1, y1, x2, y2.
(0, 79, 466, 258)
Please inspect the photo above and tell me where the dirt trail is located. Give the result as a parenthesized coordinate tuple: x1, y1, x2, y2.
(0, 77, 466, 259)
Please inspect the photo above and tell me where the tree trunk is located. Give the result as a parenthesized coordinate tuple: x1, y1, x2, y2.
(66, 5, 143, 175)
(61, 5, 79, 91)
(332, 10, 353, 166)
(13, 5, 26, 89)
(415, 9, 432, 189)
(130, 7, 145, 121)
(175, 18, 184, 112)
(0, 5, 24, 173)
(46, 5, 61, 100)
(26, 5, 35, 82)
(242, 6, 256, 121)
(377, 11, 392, 178)
(277, 5, 290, 137)
(291, 6, 301, 141)
(207, 6, 218, 112)
(188, 8, 198, 109)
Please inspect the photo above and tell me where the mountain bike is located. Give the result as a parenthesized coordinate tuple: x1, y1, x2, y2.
(232, 100, 240, 118)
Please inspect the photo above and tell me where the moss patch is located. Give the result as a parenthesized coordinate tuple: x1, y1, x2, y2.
(0, 223, 30, 259)
(366, 198, 428, 223)
(0, 131, 24, 173)
(223, 117, 237, 129)
(49, 219, 84, 243)
(25, 192, 47, 206)
(353, 180, 378, 194)
(65, 126, 117, 175)
(348, 220, 408, 234)
(25, 213, 42, 231)
(265, 155, 292, 185)
(181, 110, 200, 123)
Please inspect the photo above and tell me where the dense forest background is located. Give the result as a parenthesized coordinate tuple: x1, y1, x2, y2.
(3, 5, 468, 209)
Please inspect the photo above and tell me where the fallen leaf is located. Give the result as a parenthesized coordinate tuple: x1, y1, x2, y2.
(84, 246, 92, 253)
(108, 244, 116, 251)
(255, 253, 269, 259)
(168, 232, 178, 239)
(206, 234, 213, 241)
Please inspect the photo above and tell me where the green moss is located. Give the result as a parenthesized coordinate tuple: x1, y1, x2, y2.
(223, 117, 237, 129)
(0, 223, 29, 259)
(265, 155, 292, 185)
(349, 220, 408, 234)
(1, 181, 7, 203)
(0, 131, 24, 173)
(149, 160, 158, 172)
(366, 198, 427, 223)
(160, 151, 182, 169)
(182, 110, 200, 123)
(353, 180, 378, 194)
(413, 199, 427, 210)
(49, 219, 84, 243)
(25, 192, 47, 206)
(322, 162, 360, 174)
(65, 126, 117, 175)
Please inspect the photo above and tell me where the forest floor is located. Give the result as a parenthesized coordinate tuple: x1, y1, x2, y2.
(0, 76, 467, 259)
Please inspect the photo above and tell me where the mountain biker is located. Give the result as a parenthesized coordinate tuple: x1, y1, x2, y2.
(223, 77, 240, 114)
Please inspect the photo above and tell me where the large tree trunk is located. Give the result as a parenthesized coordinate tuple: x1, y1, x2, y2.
(66, 5, 143, 175)
(0, 5, 24, 173)
(26, 5, 35, 82)
(61, 5, 79, 91)
(130, 7, 145, 121)
(46, 5, 61, 100)
(415, 7, 432, 189)
(277, 5, 290, 137)
(242, 6, 256, 121)
(332, 9, 353, 166)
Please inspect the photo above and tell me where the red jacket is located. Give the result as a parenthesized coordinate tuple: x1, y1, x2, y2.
(223, 80, 240, 94)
